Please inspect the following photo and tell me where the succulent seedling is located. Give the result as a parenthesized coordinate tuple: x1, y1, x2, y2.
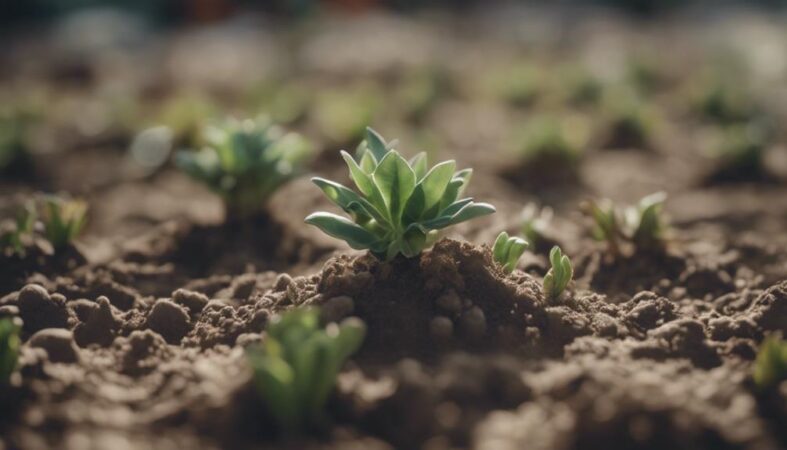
(753, 335, 787, 391)
(582, 198, 623, 255)
(0, 318, 21, 383)
(176, 117, 313, 219)
(583, 192, 670, 255)
(307, 128, 495, 261)
(38, 195, 88, 251)
(543, 246, 573, 301)
(520, 202, 554, 250)
(492, 232, 528, 274)
(247, 308, 365, 435)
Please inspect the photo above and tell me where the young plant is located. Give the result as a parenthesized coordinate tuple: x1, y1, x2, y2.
(753, 335, 787, 391)
(0, 318, 21, 383)
(543, 246, 573, 301)
(176, 117, 313, 219)
(625, 191, 668, 249)
(246, 308, 365, 435)
(582, 198, 624, 255)
(520, 202, 554, 249)
(306, 128, 495, 260)
(0, 202, 35, 256)
(39, 195, 88, 250)
(492, 232, 528, 274)
(511, 114, 589, 173)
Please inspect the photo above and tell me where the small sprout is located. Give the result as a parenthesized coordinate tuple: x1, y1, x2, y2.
(0, 202, 35, 257)
(520, 203, 554, 249)
(313, 85, 383, 145)
(511, 114, 589, 176)
(582, 198, 623, 255)
(492, 232, 528, 274)
(543, 246, 573, 301)
(306, 127, 495, 261)
(753, 335, 787, 391)
(0, 318, 21, 384)
(176, 117, 313, 219)
(246, 308, 365, 435)
(626, 191, 668, 249)
(39, 195, 88, 250)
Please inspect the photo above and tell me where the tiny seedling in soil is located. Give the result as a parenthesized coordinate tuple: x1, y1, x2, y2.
(753, 335, 787, 391)
(246, 308, 365, 436)
(0, 318, 21, 383)
(0, 202, 35, 257)
(39, 195, 88, 251)
(583, 192, 669, 255)
(492, 232, 528, 274)
(543, 246, 573, 301)
(520, 202, 554, 250)
(176, 117, 313, 220)
(306, 127, 495, 261)
(510, 114, 589, 178)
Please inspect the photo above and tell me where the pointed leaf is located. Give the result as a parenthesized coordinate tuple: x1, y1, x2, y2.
(305, 212, 380, 250)
(419, 160, 456, 211)
(373, 151, 416, 223)
(365, 127, 389, 162)
(409, 152, 428, 180)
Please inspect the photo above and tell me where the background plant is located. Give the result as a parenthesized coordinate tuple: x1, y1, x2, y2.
(753, 335, 787, 391)
(543, 246, 573, 301)
(520, 202, 554, 249)
(0, 202, 35, 257)
(492, 232, 528, 273)
(38, 195, 88, 250)
(511, 114, 589, 171)
(306, 127, 495, 260)
(0, 318, 21, 384)
(246, 308, 365, 435)
(176, 117, 313, 219)
(583, 192, 669, 255)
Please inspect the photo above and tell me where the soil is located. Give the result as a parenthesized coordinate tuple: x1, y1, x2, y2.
(2, 5, 787, 450)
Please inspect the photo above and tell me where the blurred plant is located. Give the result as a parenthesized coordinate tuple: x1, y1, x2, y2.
(176, 117, 313, 219)
(600, 89, 655, 149)
(625, 54, 662, 94)
(396, 68, 447, 122)
(554, 65, 603, 106)
(306, 128, 495, 260)
(753, 335, 787, 391)
(248, 80, 312, 125)
(247, 308, 365, 435)
(706, 123, 769, 181)
(492, 232, 528, 274)
(485, 63, 542, 107)
(691, 77, 757, 125)
(38, 195, 88, 250)
(520, 203, 554, 249)
(512, 114, 589, 173)
(0, 202, 35, 257)
(157, 93, 218, 146)
(313, 85, 383, 145)
(0, 318, 21, 384)
(583, 192, 669, 255)
(543, 246, 573, 301)
(0, 105, 37, 173)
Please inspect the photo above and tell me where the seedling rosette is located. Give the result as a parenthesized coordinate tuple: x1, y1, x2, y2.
(306, 128, 495, 261)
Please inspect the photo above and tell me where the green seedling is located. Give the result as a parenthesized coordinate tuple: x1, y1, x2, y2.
(583, 192, 669, 255)
(176, 117, 313, 219)
(313, 85, 383, 145)
(39, 195, 88, 250)
(512, 114, 588, 171)
(0, 202, 35, 256)
(543, 246, 573, 301)
(625, 191, 668, 249)
(306, 127, 495, 261)
(492, 232, 528, 274)
(520, 202, 554, 249)
(247, 308, 365, 435)
(0, 104, 36, 173)
(753, 335, 787, 391)
(0, 318, 21, 383)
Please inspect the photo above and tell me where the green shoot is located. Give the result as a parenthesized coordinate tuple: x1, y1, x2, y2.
(39, 195, 88, 250)
(306, 127, 495, 261)
(543, 246, 573, 301)
(492, 232, 528, 274)
(626, 191, 668, 249)
(176, 117, 313, 219)
(753, 335, 787, 391)
(246, 308, 365, 435)
(582, 198, 623, 255)
(0, 318, 21, 383)
(583, 192, 670, 255)
(520, 203, 554, 249)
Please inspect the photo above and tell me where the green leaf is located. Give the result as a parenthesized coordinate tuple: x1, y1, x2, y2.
(372, 151, 416, 224)
(419, 160, 456, 211)
(365, 127, 389, 162)
(445, 202, 496, 226)
(409, 152, 428, 180)
(311, 177, 382, 224)
(305, 213, 380, 250)
(341, 151, 375, 196)
(493, 232, 510, 264)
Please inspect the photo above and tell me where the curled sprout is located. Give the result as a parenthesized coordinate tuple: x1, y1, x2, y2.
(543, 246, 573, 301)
(492, 232, 529, 274)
